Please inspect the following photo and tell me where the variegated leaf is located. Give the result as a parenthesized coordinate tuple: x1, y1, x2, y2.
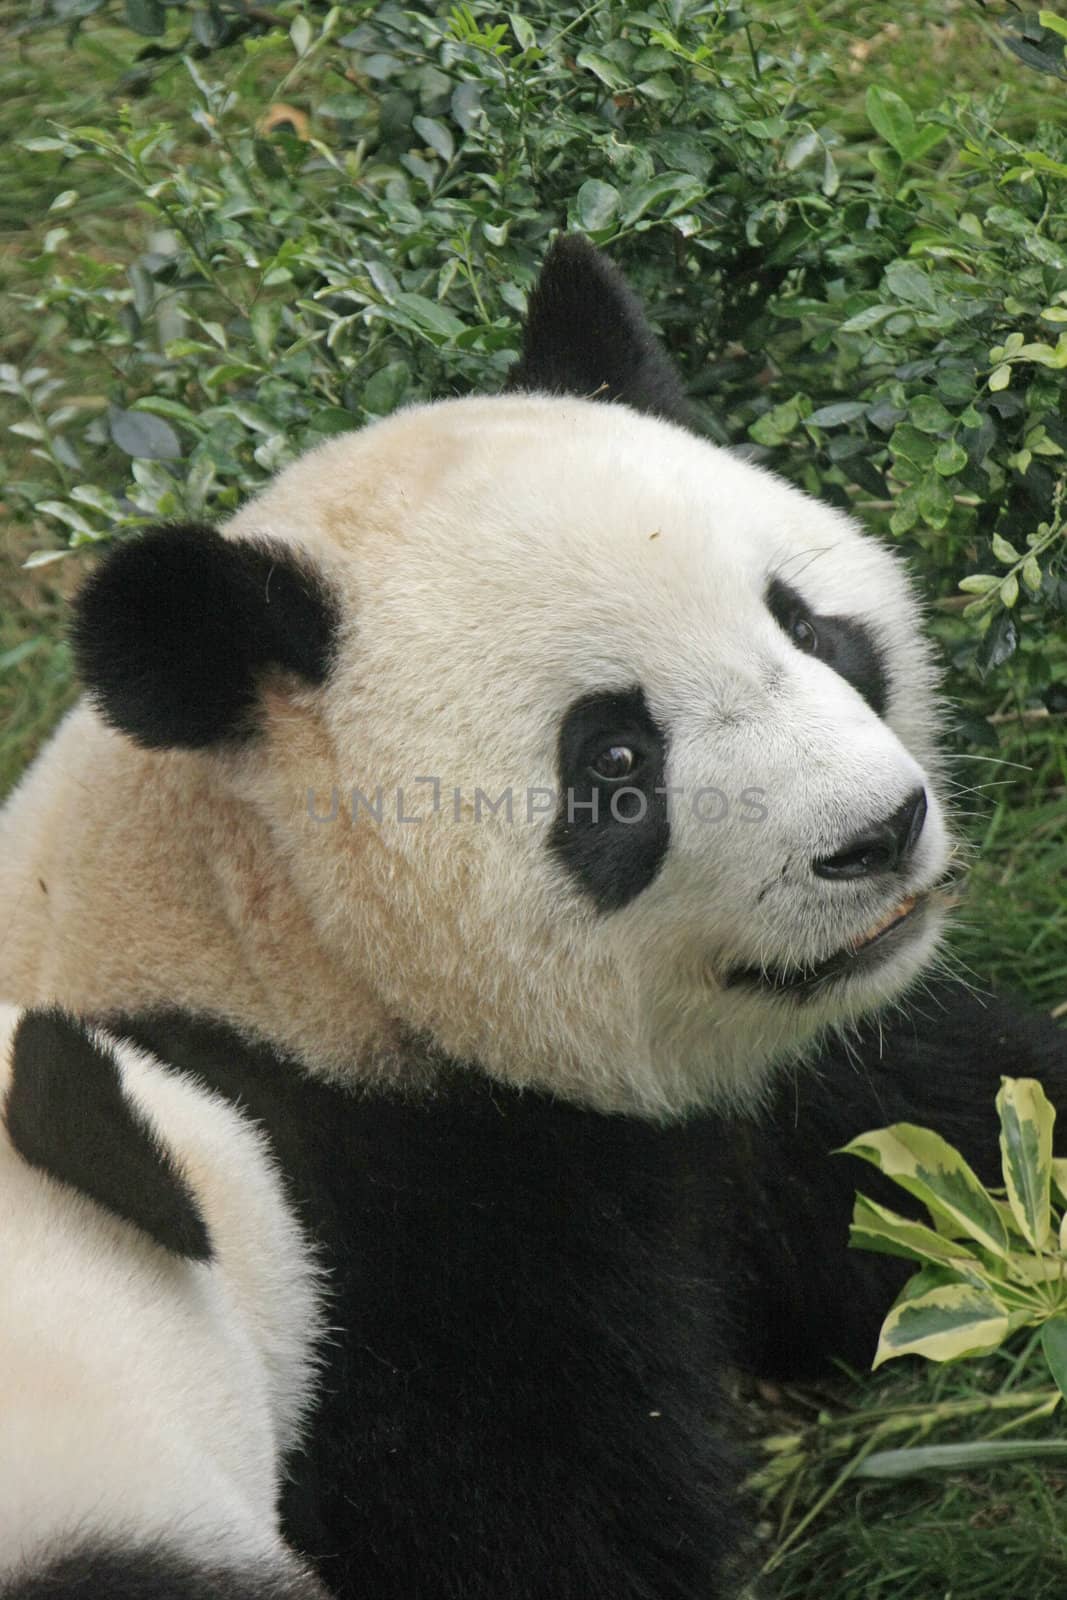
(997, 1077, 1055, 1249)
(841, 1124, 1011, 1258)
(873, 1281, 1016, 1368)
(1052, 1158, 1067, 1207)
(1002, 1252, 1064, 1288)
(1042, 1319, 1067, 1401)
(850, 1195, 992, 1289)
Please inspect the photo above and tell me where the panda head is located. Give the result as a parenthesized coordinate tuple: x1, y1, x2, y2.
(71, 238, 952, 1117)
(0, 1005, 325, 1595)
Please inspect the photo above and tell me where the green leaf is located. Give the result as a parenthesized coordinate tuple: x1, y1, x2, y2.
(889, 422, 938, 468)
(108, 406, 181, 461)
(509, 12, 537, 51)
(131, 398, 202, 430)
(784, 129, 822, 171)
(575, 179, 620, 233)
(959, 573, 999, 595)
(989, 364, 1012, 392)
(1039, 11, 1067, 41)
(318, 95, 366, 122)
(412, 116, 455, 163)
(620, 172, 703, 227)
(1029, 335, 1067, 367)
(250, 304, 279, 364)
(866, 86, 916, 159)
(857, 1438, 1067, 1479)
(874, 1281, 1016, 1368)
(228, 402, 277, 435)
(306, 406, 356, 438)
(1022, 555, 1044, 594)
(841, 1124, 1012, 1257)
(917, 472, 953, 529)
(997, 1078, 1055, 1248)
(37, 500, 96, 535)
(70, 484, 117, 513)
(1000, 573, 1019, 608)
(934, 440, 967, 476)
(1003, 33, 1067, 77)
(23, 549, 71, 570)
(20, 137, 76, 154)
(992, 533, 1021, 564)
(575, 47, 629, 91)
(749, 398, 799, 447)
(1046, 1320, 1067, 1399)
(909, 395, 952, 434)
(884, 260, 940, 312)
(839, 304, 896, 334)
(391, 292, 466, 343)
(906, 124, 947, 163)
(362, 361, 410, 416)
(291, 13, 312, 56)
(807, 401, 867, 427)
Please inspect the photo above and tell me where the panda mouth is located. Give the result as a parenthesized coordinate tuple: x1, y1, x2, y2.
(725, 893, 927, 999)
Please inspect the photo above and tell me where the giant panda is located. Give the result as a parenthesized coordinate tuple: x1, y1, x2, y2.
(0, 1005, 327, 1599)
(1, 237, 1065, 1597)
(0, 238, 958, 1101)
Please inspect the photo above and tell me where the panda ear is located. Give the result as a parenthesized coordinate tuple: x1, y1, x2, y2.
(71, 522, 340, 749)
(505, 234, 692, 427)
(5, 1009, 212, 1261)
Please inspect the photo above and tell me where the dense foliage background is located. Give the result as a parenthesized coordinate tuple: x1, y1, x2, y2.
(1, 1, 1066, 1594)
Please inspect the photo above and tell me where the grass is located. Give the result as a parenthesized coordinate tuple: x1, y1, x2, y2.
(950, 729, 1067, 1017)
(745, 1341, 1067, 1596)
(1, 2, 1066, 1595)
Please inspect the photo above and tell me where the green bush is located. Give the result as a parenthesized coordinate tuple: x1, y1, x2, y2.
(4, 1, 1067, 722)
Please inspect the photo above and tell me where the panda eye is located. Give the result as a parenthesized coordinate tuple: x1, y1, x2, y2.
(790, 615, 819, 654)
(590, 745, 639, 781)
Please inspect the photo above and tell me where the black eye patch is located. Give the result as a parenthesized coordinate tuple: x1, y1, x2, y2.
(766, 577, 889, 718)
(550, 688, 669, 913)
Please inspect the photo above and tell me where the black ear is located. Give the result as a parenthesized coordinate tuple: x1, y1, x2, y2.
(506, 235, 692, 427)
(5, 1008, 213, 1261)
(71, 522, 340, 749)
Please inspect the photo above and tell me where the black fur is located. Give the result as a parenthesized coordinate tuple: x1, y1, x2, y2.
(766, 576, 890, 717)
(710, 984, 1067, 1377)
(111, 1010, 745, 1600)
(71, 523, 340, 749)
(4, 1009, 211, 1261)
(1, 1544, 328, 1600)
(549, 687, 670, 911)
(103, 985, 1067, 1599)
(506, 235, 694, 427)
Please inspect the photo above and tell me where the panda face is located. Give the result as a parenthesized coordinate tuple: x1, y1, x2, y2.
(68, 240, 952, 1116)
(210, 388, 948, 1114)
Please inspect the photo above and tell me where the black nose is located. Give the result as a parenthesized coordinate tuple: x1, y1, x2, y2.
(812, 787, 927, 881)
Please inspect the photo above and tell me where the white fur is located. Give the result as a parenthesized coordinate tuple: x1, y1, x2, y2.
(0, 395, 952, 1114)
(225, 396, 952, 1108)
(0, 1004, 324, 1576)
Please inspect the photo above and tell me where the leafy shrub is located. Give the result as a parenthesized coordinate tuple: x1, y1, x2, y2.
(5, 0, 1067, 716)
(846, 1077, 1067, 1388)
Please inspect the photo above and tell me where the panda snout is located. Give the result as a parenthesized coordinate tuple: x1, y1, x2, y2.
(811, 786, 927, 882)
